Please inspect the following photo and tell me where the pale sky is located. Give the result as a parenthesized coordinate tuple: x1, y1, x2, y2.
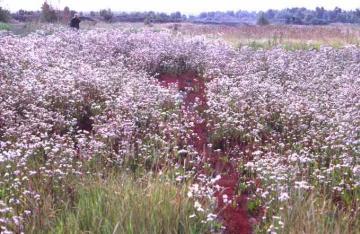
(1, 0, 359, 13)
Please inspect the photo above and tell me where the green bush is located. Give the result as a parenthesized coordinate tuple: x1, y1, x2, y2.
(0, 22, 10, 31)
(257, 13, 270, 26)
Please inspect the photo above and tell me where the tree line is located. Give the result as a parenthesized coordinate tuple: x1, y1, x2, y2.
(1, 2, 360, 25)
(191, 8, 360, 25)
(263, 7, 360, 25)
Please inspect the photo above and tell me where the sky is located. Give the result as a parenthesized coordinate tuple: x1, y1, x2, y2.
(1, 0, 359, 14)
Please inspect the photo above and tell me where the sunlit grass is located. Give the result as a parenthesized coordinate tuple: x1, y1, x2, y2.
(260, 190, 360, 234)
(52, 173, 212, 234)
(22, 170, 215, 234)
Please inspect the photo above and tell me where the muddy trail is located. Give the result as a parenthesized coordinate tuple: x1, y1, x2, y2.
(159, 73, 258, 234)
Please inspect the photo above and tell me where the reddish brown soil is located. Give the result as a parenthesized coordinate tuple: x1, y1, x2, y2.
(159, 72, 253, 234)
(159, 72, 208, 152)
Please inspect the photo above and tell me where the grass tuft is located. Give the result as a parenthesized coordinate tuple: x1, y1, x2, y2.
(257, 190, 360, 234)
(0, 22, 10, 31)
(43, 173, 213, 234)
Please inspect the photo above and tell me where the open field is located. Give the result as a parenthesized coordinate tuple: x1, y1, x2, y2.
(3, 22, 360, 49)
(174, 23, 360, 48)
(0, 25, 359, 233)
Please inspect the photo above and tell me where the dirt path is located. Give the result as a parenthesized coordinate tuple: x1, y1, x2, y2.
(159, 72, 253, 234)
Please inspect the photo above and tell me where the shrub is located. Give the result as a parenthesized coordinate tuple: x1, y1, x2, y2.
(257, 13, 270, 26)
(100, 9, 113, 22)
(41, 1, 57, 22)
(0, 22, 10, 31)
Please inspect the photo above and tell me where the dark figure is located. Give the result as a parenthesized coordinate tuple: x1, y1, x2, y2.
(70, 14, 81, 29)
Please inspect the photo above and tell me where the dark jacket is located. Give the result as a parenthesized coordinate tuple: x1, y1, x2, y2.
(70, 17, 81, 29)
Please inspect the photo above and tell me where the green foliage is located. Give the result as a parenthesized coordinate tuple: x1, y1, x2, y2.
(144, 17, 153, 26)
(100, 9, 113, 22)
(247, 198, 262, 215)
(257, 13, 270, 26)
(0, 7, 10, 22)
(283, 42, 321, 51)
(243, 40, 322, 51)
(48, 174, 212, 234)
(0, 22, 10, 31)
(248, 40, 271, 50)
(41, 1, 57, 22)
(7, 22, 44, 36)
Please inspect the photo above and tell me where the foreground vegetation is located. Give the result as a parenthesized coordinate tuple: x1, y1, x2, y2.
(28, 170, 213, 234)
(0, 26, 359, 233)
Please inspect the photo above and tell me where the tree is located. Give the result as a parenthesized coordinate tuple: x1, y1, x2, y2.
(226, 11, 235, 17)
(257, 13, 270, 25)
(355, 9, 360, 18)
(0, 7, 10, 22)
(70, 10, 76, 17)
(144, 17, 152, 26)
(41, 1, 57, 22)
(170, 11, 182, 22)
(304, 13, 314, 24)
(100, 9, 113, 22)
(144, 11, 155, 25)
(157, 13, 169, 22)
(265, 9, 276, 20)
(315, 7, 325, 19)
(62, 6, 71, 23)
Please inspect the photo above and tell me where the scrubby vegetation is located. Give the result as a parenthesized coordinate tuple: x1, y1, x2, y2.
(0, 27, 359, 233)
(0, 22, 10, 31)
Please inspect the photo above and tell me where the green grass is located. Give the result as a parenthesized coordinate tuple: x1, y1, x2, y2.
(1, 128, 217, 233)
(239, 39, 321, 51)
(0, 22, 10, 31)
(28, 172, 214, 234)
(282, 42, 321, 51)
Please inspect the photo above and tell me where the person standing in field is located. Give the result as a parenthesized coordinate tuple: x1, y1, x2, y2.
(70, 14, 81, 29)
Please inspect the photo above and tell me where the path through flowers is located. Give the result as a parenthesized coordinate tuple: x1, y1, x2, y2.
(159, 73, 253, 233)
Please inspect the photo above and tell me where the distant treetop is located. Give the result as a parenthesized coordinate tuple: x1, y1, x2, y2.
(6, 3, 360, 25)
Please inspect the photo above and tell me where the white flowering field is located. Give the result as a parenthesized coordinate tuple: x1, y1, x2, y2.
(0, 27, 359, 233)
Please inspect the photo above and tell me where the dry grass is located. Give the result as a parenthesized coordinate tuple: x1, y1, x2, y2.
(24, 171, 216, 234)
(282, 193, 359, 234)
(6, 21, 360, 48)
(256, 190, 360, 234)
(168, 23, 360, 48)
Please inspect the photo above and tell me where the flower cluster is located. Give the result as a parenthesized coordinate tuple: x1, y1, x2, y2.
(0, 27, 359, 232)
(206, 46, 360, 226)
